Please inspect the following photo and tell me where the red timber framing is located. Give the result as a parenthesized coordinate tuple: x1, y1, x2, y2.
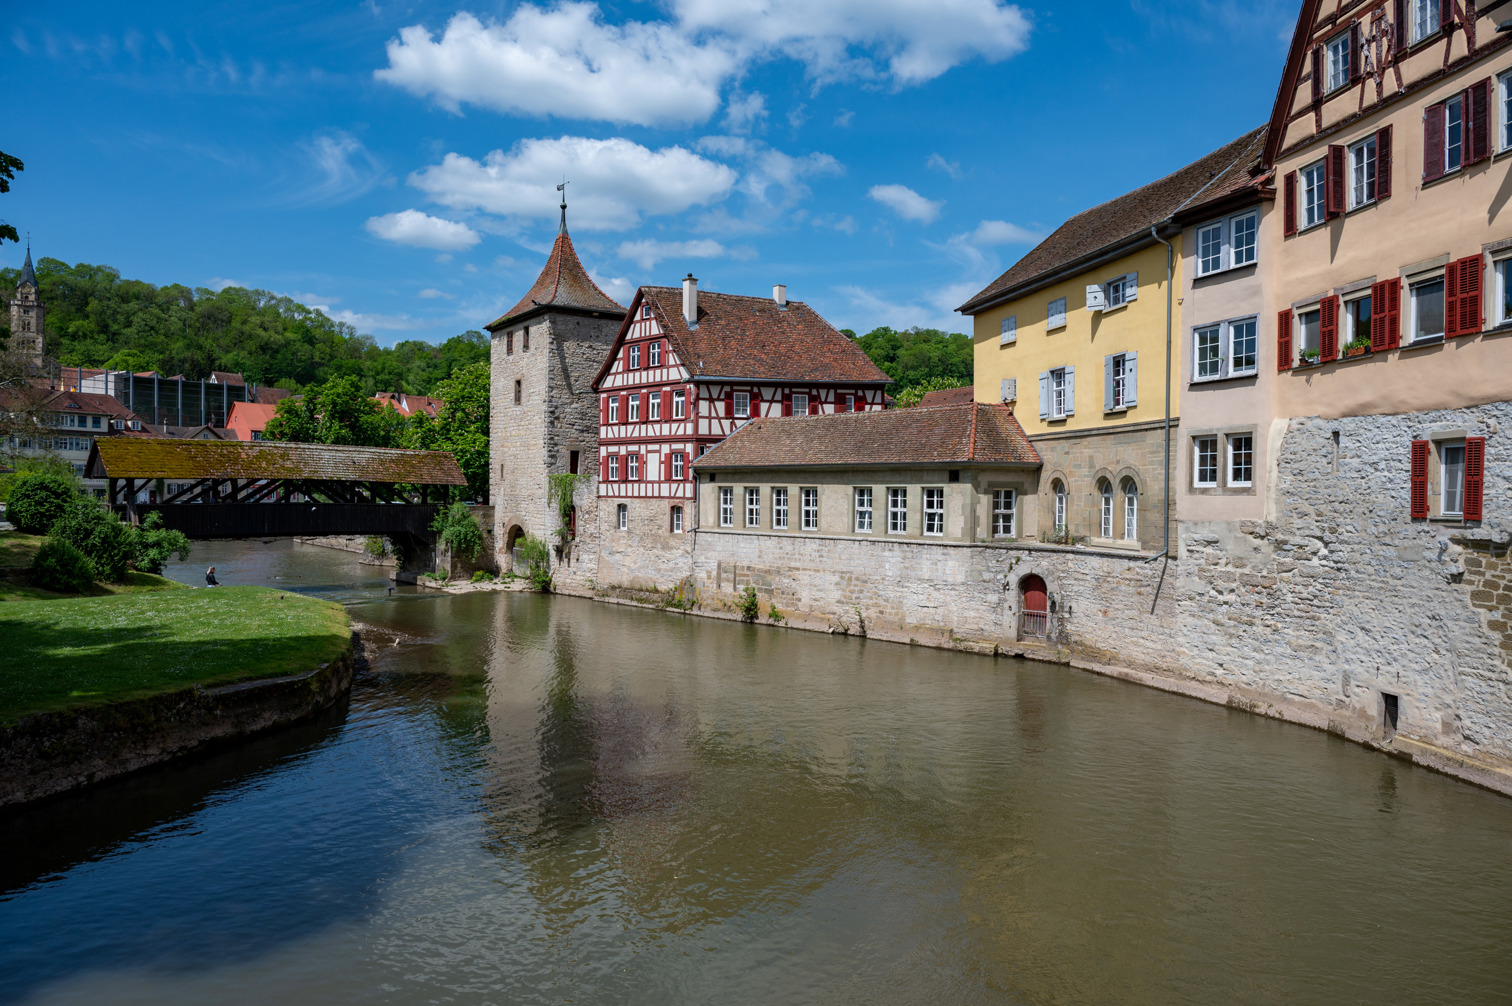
(590, 287, 889, 503)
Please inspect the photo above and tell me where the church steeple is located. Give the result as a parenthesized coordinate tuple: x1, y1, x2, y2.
(19, 241, 36, 289)
(10, 239, 44, 367)
(485, 189, 623, 331)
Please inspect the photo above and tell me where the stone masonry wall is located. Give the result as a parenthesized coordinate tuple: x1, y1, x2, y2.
(594, 496, 696, 593)
(1178, 404, 1512, 764)
(1030, 419, 1177, 552)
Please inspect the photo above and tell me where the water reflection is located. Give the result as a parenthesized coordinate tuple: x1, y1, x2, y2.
(1, 540, 1511, 1004)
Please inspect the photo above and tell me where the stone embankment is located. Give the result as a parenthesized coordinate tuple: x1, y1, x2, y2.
(0, 636, 357, 808)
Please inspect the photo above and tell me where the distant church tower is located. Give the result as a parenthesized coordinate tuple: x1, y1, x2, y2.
(487, 190, 625, 579)
(9, 244, 45, 367)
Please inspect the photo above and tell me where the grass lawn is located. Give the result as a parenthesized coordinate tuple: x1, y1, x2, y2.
(0, 530, 192, 601)
(0, 586, 351, 723)
(0, 531, 46, 569)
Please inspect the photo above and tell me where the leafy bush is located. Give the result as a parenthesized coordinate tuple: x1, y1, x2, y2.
(767, 604, 785, 624)
(30, 538, 95, 593)
(131, 512, 191, 573)
(363, 536, 387, 558)
(5, 475, 77, 534)
(431, 502, 484, 560)
(471, 569, 491, 583)
(516, 533, 552, 591)
(50, 501, 135, 582)
(737, 585, 760, 623)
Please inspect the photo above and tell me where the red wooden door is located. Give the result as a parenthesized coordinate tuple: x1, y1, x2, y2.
(1021, 574, 1048, 612)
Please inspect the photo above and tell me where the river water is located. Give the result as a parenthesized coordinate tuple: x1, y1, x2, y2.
(1, 540, 1510, 1004)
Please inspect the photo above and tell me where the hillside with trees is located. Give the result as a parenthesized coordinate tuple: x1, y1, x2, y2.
(845, 326, 974, 403)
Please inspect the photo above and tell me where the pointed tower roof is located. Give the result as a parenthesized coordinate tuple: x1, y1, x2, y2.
(485, 203, 624, 331)
(18, 243, 36, 289)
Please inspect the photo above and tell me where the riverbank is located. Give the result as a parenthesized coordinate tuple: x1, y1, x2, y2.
(0, 586, 354, 806)
(0, 531, 188, 601)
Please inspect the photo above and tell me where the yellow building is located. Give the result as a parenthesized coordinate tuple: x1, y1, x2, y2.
(958, 128, 1264, 554)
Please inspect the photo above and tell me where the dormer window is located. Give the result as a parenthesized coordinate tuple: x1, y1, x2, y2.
(629, 344, 641, 369)
(641, 305, 652, 319)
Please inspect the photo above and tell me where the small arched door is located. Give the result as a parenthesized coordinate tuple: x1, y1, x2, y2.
(1019, 574, 1049, 638)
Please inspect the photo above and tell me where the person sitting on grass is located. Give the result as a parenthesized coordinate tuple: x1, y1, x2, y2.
(205, 566, 219, 587)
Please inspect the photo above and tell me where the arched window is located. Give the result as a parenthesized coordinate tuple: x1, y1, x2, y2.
(1098, 478, 1113, 538)
(1052, 479, 1067, 533)
(1122, 479, 1138, 541)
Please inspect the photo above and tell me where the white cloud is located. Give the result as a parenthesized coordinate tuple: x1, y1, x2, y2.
(294, 130, 391, 206)
(417, 288, 454, 299)
(723, 91, 768, 133)
(927, 153, 963, 180)
(209, 277, 246, 291)
(836, 280, 979, 335)
(868, 183, 943, 223)
(375, 8, 737, 128)
(590, 269, 635, 304)
(961, 219, 1040, 245)
(365, 209, 481, 251)
(834, 109, 855, 127)
(617, 238, 732, 269)
(409, 136, 737, 231)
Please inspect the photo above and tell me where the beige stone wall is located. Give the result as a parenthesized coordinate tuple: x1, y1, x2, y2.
(1029, 420, 1176, 552)
(595, 495, 695, 592)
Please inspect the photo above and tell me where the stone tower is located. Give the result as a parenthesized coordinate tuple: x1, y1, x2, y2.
(487, 195, 625, 580)
(8, 244, 44, 367)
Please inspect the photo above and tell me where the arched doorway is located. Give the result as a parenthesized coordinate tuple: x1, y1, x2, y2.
(504, 524, 524, 571)
(1019, 574, 1049, 639)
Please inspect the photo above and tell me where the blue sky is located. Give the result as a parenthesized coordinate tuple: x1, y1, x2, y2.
(3, 1, 1298, 348)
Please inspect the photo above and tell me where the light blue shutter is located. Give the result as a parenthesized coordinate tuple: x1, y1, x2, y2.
(1125, 272, 1139, 302)
(1038, 372, 1051, 418)
(1000, 315, 1017, 345)
(1064, 365, 1076, 415)
(1103, 355, 1115, 411)
(1124, 352, 1137, 406)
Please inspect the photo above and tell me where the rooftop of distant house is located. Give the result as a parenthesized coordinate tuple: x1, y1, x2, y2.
(373, 391, 443, 418)
(915, 385, 976, 409)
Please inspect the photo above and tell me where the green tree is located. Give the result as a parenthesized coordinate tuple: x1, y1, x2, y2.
(407, 361, 489, 501)
(0, 150, 22, 246)
(4, 474, 76, 533)
(854, 326, 973, 398)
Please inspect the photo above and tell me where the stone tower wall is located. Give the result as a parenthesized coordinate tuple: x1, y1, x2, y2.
(7, 282, 45, 366)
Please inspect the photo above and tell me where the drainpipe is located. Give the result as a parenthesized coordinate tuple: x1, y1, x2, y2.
(1148, 224, 1173, 564)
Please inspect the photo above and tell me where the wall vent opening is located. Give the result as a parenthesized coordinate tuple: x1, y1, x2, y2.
(1383, 692, 1400, 734)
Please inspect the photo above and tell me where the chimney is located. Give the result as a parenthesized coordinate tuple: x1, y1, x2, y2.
(682, 273, 699, 327)
(773, 283, 787, 309)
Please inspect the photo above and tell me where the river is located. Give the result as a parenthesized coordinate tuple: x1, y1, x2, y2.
(1, 539, 1510, 1004)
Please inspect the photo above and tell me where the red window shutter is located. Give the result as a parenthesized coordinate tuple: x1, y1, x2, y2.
(618, 394, 628, 421)
(1384, 278, 1402, 349)
(1283, 171, 1298, 236)
(1376, 125, 1393, 199)
(1320, 295, 1340, 360)
(1469, 78, 1493, 164)
(1445, 258, 1462, 338)
(1455, 254, 1484, 336)
(783, 391, 792, 417)
(1327, 145, 1346, 217)
(600, 395, 607, 426)
(1369, 281, 1389, 351)
(1440, 0, 1454, 30)
(1424, 102, 1446, 182)
(1349, 22, 1363, 82)
(600, 456, 607, 481)
(1410, 440, 1430, 518)
(724, 387, 733, 420)
(1394, 0, 1408, 51)
(1277, 308, 1293, 372)
(1464, 436, 1486, 520)
(1311, 44, 1323, 102)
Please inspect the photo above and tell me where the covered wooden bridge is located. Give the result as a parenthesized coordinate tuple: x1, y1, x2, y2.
(86, 438, 468, 540)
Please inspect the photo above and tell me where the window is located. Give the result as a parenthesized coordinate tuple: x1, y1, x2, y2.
(992, 489, 1016, 538)
(629, 344, 641, 369)
(649, 393, 661, 420)
(1349, 136, 1377, 208)
(1297, 308, 1322, 362)
(1302, 160, 1327, 228)
(1497, 258, 1512, 326)
(888, 488, 908, 533)
(1052, 480, 1067, 532)
(1326, 31, 1351, 92)
(1441, 442, 1466, 516)
(1122, 480, 1138, 541)
(1198, 222, 1223, 275)
(607, 397, 619, 423)
(628, 394, 640, 422)
(617, 503, 628, 530)
(1501, 70, 1512, 151)
(1193, 318, 1258, 380)
(733, 391, 750, 419)
(791, 393, 809, 416)
(514, 379, 522, 405)
(1106, 352, 1132, 410)
(1050, 367, 1069, 418)
(773, 487, 789, 529)
(845, 394, 856, 412)
(1099, 479, 1114, 538)
(1047, 298, 1067, 330)
(924, 488, 944, 536)
(855, 487, 874, 532)
(1228, 434, 1254, 487)
(522, 327, 530, 351)
(1000, 316, 1017, 345)
(1194, 437, 1219, 487)
(1345, 295, 1373, 349)
(570, 450, 580, 474)
(719, 487, 734, 526)
(1197, 210, 1259, 277)
(608, 455, 619, 480)
(672, 452, 684, 479)
(801, 488, 819, 530)
(641, 305, 652, 319)
(1411, 0, 1440, 43)
(506, 332, 514, 355)
(1411, 276, 1446, 343)
(1446, 95, 1464, 173)
(92, 416, 102, 429)
(649, 341, 661, 367)
(745, 487, 760, 527)
(1194, 326, 1223, 379)
(671, 505, 683, 532)
(673, 390, 686, 419)
(1105, 273, 1136, 308)
(628, 454, 640, 480)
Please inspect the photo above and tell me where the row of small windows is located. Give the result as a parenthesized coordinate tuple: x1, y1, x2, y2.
(503, 326, 530, 355)
(1319, 1, 1446, 102)
(1192, 434, 1254, 490)
(624, 340, 663, 369)
(604, 452, 686, 481)
(606, 390, 687, 423)
(998, 274, 1142, 345)
(712, 485, 1021, 538)
(1048, 478, 1139, 541)
(1036, 352, 1137, 419)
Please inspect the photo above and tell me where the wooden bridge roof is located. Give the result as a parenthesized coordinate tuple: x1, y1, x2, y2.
(88, 438, 467, 485)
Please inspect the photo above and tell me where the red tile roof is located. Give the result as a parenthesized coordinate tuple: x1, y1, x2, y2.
(915, 385, 975, 408)
(373, 392, 442, 418)
(602, 287, 890, 387)
(958, 127, 1267, 314)
(486, 230, 625, 330)
(254, 386, 293, 405)
(693, 403, 1040, 469)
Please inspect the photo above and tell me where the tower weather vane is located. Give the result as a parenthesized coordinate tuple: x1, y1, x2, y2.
(557, 180, 569, 233)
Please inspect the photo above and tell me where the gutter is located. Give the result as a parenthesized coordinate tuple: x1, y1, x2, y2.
(1145, 224, 1175, 577)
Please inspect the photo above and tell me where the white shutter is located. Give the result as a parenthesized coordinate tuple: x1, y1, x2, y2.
(1064, 365, 1076, 415)
(1000, 315, 1017, 345)
(1048, 297, 1066, 329)
(1103, 355, 1115, 411)
(1001, 377, 1017, 402)
(1124, 352, 1137, 407)
(1038, 372, 1051, 418)
(1124, 272, 1139, 302)
(1085, 284, 1105, 312)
